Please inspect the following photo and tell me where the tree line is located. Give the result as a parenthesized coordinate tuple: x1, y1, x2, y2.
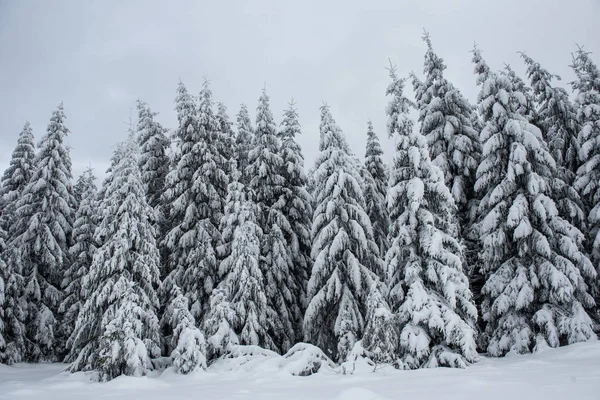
(0, 35, 598, 381)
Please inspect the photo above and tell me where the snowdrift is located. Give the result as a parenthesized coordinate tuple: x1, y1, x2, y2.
(209, 343, 336, 376)
(1, 341, 599, 400)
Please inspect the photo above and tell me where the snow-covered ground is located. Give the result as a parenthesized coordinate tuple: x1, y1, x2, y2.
(1, 341, 599, 400)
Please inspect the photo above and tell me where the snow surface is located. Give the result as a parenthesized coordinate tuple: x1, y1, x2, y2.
(1, 341, 599, 400)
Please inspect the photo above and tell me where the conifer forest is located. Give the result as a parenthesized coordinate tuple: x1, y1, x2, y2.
(0, 5, 599, 397)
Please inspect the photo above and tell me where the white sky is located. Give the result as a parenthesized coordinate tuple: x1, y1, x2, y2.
(1, 0, 599, 180)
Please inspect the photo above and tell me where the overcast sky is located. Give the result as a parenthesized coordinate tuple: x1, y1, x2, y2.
(1, 0, 599, 180)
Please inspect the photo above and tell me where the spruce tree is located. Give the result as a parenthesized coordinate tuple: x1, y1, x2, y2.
(137, 99, 170, 213)
(203, 162, 244, 358)
(59, 167, 97, 360)
(0, 234, 25, 364)
(0, 122, 35, 363)
(412, 34, 480, 217)
(520, 53, 586, 231)
(202, 287, 238, 360)
(197, 82, 229, 228)
(304, 105, 381, 362)
(220, 200, 277, 350)
(161, 81, 223, 324)
(0, 122, 36, 237)
(67, 137, 161, 381)
(362, 121, 389, 260)
(472, 47, 596, 356)
(362, 283, 398, 364)
(386, 65, 478, 368)
(571, 48, 600, 297)
(163, 285, 207, 373)
(502, 64, 538, 123)
(279, 101, 313, 340)
(0, 225, 7, 356)
(235, 104, 254, 187)
(246, 89, 298, 352)
(9, 103, 75, 361)
(217, 102, 235, 172)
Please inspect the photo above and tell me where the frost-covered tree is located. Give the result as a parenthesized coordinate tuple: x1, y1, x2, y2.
(247, 89, 284, 218)
(137, 99, 170, 213)
(0, 122, 36, 237)
(202, 287, 238, 360)
(0, 226, 7, 355)
(304, 105, 381, 362)
(412, 34, 480, 216)
(571, 48, 600, 291)
(502, 64, 538, 123)
(67, 136, 161, 381)
(203, 163, 245, 358)
(278, 101, 313, 339)
(9, 104, 75, 361)
(362, 121, 389, 260)
(161, 81, 223, 324)
(472, 47, 596, 356)
(0, 238, 25, 364)
(0, 122, 35, 364)
(246, 89, 298, 352)
(217, 161, 247, 261)
(361, 284, 398, 364)
(235, 104, 254, 186)
(217, 102, 235, 173)
(385, 66, 478, 368)
(163, 285, 207, 373)
(60, 167, 97, 358)
(221, 200, 277, 350)
(197, 82, 229, 227)
(520, 53, 586, 232)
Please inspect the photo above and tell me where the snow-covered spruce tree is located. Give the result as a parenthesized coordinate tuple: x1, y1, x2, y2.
(0, 122, 35, 363)
(246, 89, 298, 353)
(520, 53, 586, 232)
(571, 48, 600, 294)
(502, 64, 538, 124)
(95, 141, 127, 211)
(59, 167, 97, 359)
(0, 122, 36, 237)
(137, 99, 170, 214)
(202, 287, 238, 360)
(0, 225, 6, 355)
(161, 80, 223, 325)
(137, 100, 170, 279)
(361, 283, 399, 364)
(72, 172, 86, 208)
(67, 136, 161, 381)
(216, 160, 247, 262)
(412, 34, 480, 219)
(278, 101, 313, 339)
(0, 230, 25, 364)
(217, 102, 235, 173)
(220, 200, 277, 350)
(198, 82, 229, 228)
(472, 47, 596, 356)
(304, 105, 382, 362)
(362, 121, 390, 261)
(163, 285, 207, 373)
(202, 161, 244, 358)
(235, 104, 254, 187)
(385, 66, 478, 369)
(8, 103, 75, 362)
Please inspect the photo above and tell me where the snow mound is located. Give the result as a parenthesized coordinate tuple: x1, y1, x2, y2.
(210, 343, 336, 377)
(279, 343, 336, 376)
(210, 345, 280, 374)
(339, 341, 377, 375)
